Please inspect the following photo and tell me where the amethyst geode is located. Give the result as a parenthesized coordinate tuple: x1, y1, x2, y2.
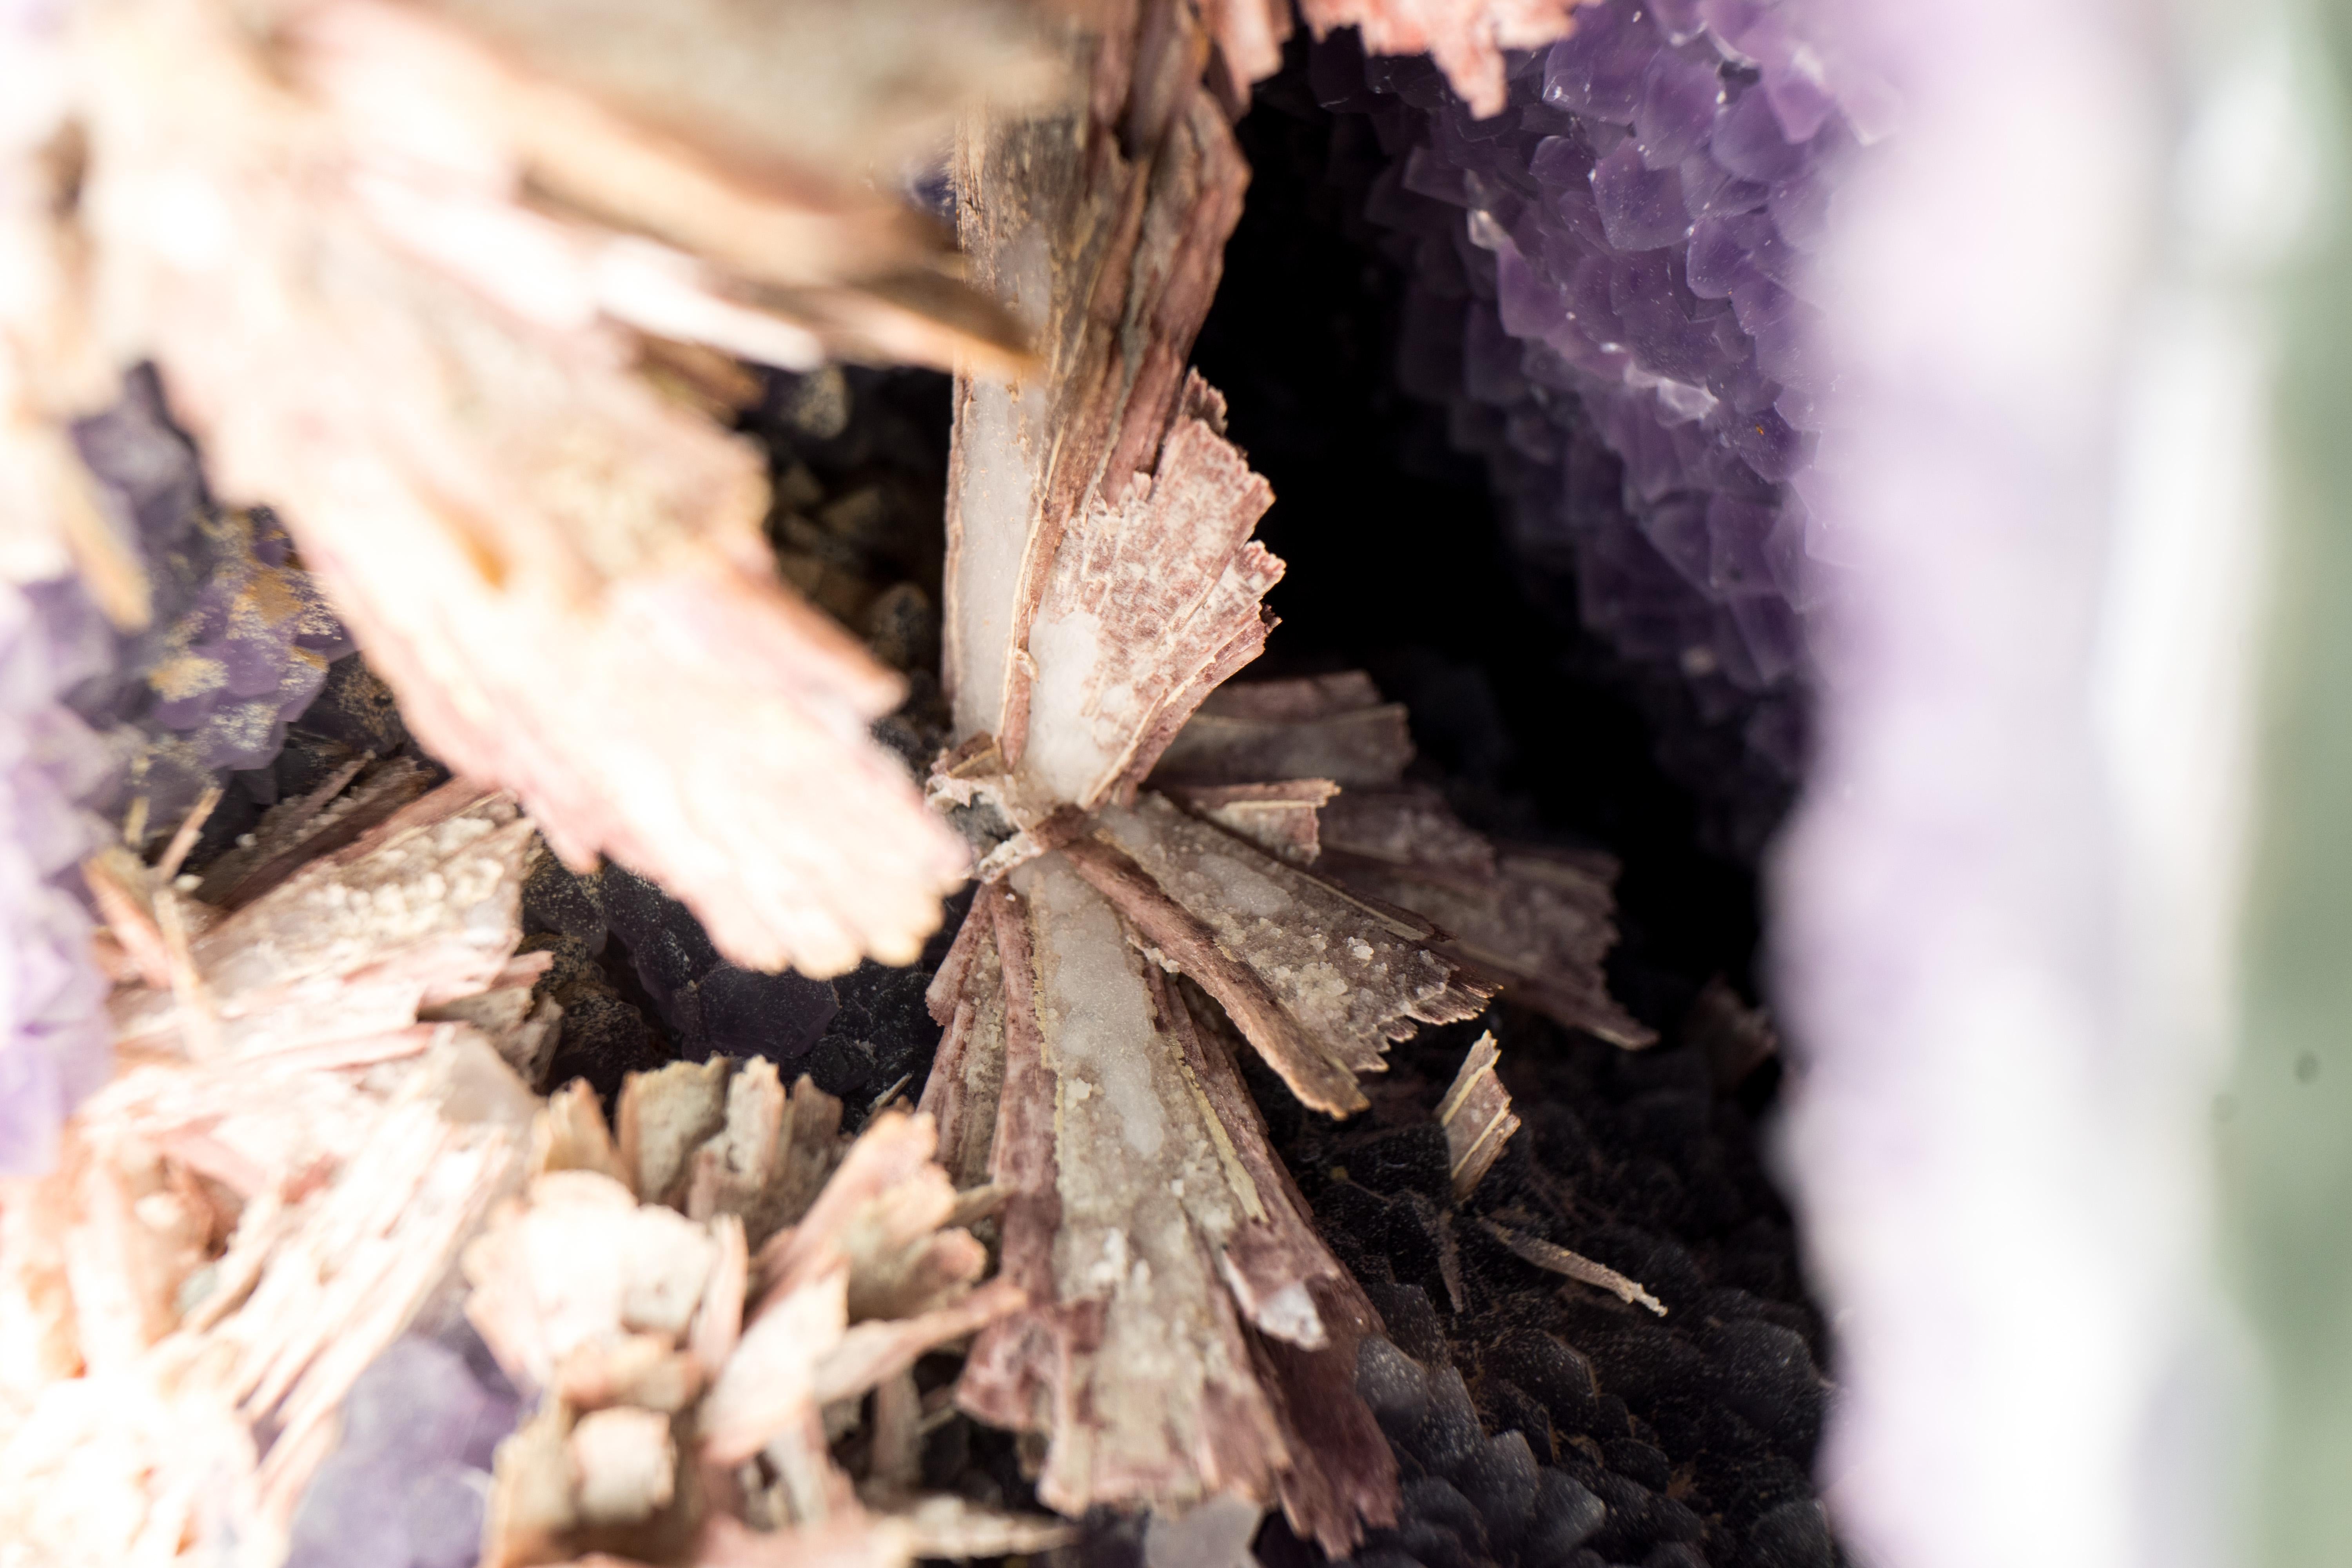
(1313, 1, 1875, 852)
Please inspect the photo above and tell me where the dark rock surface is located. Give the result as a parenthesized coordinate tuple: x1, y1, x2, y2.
(1247, 1007, 1833, 1568)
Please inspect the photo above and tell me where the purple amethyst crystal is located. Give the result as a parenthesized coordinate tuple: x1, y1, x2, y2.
(1, 371, 352, 1171)
(67, 371, 351, 839)
(0, 577, 117, 1175)
(284, 1330, 522, 1568)
(1313, 3, 1872, 852)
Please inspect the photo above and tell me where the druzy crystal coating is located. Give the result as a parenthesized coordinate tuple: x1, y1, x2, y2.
(1315, 0, 1866, 849)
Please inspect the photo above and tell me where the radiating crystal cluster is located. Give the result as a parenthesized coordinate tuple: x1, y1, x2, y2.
(1313, 1, 1878, 852)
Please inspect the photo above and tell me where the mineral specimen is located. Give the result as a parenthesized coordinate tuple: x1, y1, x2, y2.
(0, 778, 547, 1563)
(931, 4, 1438, 1544)
(461, 1063, 1065, 1568)
(2, 370, 350, 1174)
(0, 7, 1840, 1566)
(1436, 1031, 1517, 1201)
(1151, 671, 1651, 1048)
(0, 575, 114, 1176)
(0, 754, 1058, 1568)
(928, 3, 1649, 1546)
(67, 372, 352, 841)
(1308, 0, 1888, 850)
(0, 0, 1071, 982)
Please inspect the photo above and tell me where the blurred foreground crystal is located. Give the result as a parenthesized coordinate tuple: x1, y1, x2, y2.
(0, 0, 1076, 987)
(0, 780, 546, 1563)
(457, 1065, 1065, 1568)
(0, 762, 1062, 1567)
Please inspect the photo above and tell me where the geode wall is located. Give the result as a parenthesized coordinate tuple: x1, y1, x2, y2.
(1293, 2, 1870, 859)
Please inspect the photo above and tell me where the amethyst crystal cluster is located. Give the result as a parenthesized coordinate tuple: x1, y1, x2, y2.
(0, 577, 116, 1174)
(69, 372, 351, 838)
(1314, 1, 1877, 853)
(1, 371, 348, 1170)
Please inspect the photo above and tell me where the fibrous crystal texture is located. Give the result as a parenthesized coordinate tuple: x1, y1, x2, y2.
(1312, 1, 1882, 852)
(8, 0, 1049, 982)
(0, 783, 547, 1563)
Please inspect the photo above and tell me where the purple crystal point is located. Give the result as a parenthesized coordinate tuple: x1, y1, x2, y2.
(1592, 142, 1692, 250)
(1711, 88, 1810, 183)
(1543, 3, 1647, 122)
(1685, 212, 1752, 297)
(1633, 50, 1724, 169)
